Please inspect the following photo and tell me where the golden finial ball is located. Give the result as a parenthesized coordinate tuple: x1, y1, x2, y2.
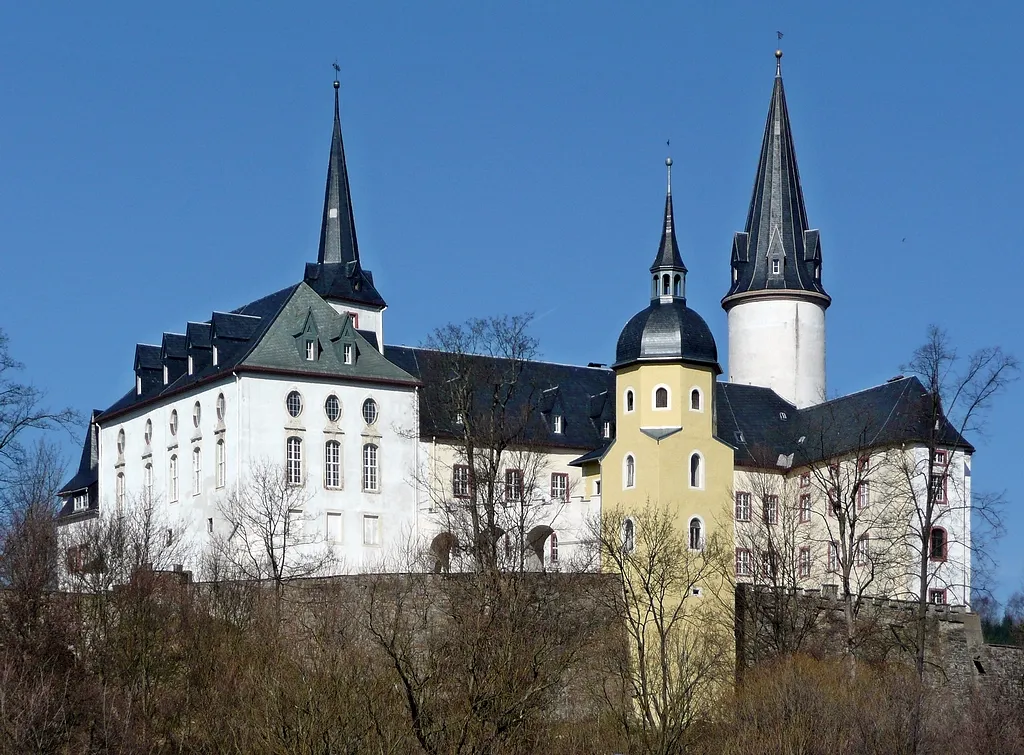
(666, 157, 673, 167)
(775, 49, 783, 59)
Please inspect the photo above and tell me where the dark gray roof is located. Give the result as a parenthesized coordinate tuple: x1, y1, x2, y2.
(723, 55, 830, 308)
(57, 411, 100, 499)
(716, 376, 973, 469)
(304, 81, 386, 309)
(649, 174, 686, 274)
(387, 346, 616, 450)
(614, 300, 721, 373)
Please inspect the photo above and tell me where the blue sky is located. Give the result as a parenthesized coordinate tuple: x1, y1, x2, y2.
(2, 3, 1022, 599)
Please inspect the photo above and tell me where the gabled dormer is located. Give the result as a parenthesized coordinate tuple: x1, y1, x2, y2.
(294, 308, 324, 363)
(133, 344, 163, 396)
(185, 322, 212, 376)
(211, 312, 261, 367)
(161, 333, 188, 386)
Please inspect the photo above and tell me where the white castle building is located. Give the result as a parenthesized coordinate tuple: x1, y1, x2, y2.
(59, 56, 973, 605)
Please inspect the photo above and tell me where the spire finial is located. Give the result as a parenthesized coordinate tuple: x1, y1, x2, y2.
(666, 156, 673, 196)
(775, 32, 784, 77)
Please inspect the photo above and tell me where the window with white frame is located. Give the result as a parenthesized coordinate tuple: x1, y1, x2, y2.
(798, 546, 811, 578)
(286, 391, 303, 418)
(553, 414, 563, 434)
(343, 344, 353, 365)
(625, 389, 635, 413)
(624, 455, 636, 489)
(654, 386, 669, 409)
(169, 455, 178, 502)
(362, 514, 381, 546)
(690, 388, 701, 411)
(192, 447, 202, 494)
(763, 495, 778, 525)
(603, 420, 611, 439)
(827, 541, 839, 572)
(856, 534, 870, 567)
(305, 339, 316, 361)
(216, 393, 226, 422)
(117, 429, 125, 456)
(688, 517, 703, 551)
(324, 394, 341, 422)
(144, 419, 153, 446)
(689, 453, 703, 488)
(144, 463, 153, 500)
(288, 508, 304, 536)
(771, 258, 780, 275)
(549, 532, 559, 564)
(170, 410, 178, 437)
(73, 493, 88, 512)
(735, 548, 752, 577)
(216, 439, 225, 488)
(799, 493, 811, 523)
(550, 472, 569, 502)
(735, 491, 751, 521)
(505, 468, 524, 502)
(362, 398, 379, 425)
(116, 472, 125, 508)
(452, 464, 470, 498)
(326, 512, 342, 542)
(622, 518, 635, 553)
(192, 401, 201, 428)
(362, 443, 379, 491)
(324, 440, 341, 488)
(286, 437, 303, 485)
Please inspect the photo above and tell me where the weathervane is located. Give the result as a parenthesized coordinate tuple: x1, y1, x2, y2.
(332, 60, 341, 89)
(775, 31, 784, 75)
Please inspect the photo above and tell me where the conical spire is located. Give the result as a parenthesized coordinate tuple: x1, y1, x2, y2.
(723, 51, 829, 308)
(649, 157, 687, 274)
(317, 79, 361, 270)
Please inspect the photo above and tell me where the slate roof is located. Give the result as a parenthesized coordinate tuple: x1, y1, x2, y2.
(649, 163, 686, 274)
(387, 346, 615, 450)
(614, 300, 721, 373)
(716, 376, 973, 469)
(57, 412, 101, 519)
(723, 53, 830, 308)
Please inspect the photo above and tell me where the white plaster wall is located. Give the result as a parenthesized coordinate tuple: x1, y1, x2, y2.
(92, 373, 420, 577)
(325, 302, 384, 353)
(727, 298, 826, 408)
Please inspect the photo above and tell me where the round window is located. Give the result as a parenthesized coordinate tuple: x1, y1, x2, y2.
(325, 394, 341, 422)
(170, 410, 178, 436)
(193, 401, 202, 428)
(286, 390, 303, 418)
(362, 398, 379, 425)
(117, 429, 126, 454)
(216, 393, 226, 421)
(144, 419, 153, 445)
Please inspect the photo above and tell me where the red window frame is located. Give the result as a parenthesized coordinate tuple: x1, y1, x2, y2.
(798, 546, 811, 578)
(505, 469, 524, 502)
(929, 588, 947, 605)
(453, 464, 471, 499)
(763, 495, 779, 525)
(929, 527, 948, 561)
(827, 542, 839, 572)
(856, 481, 870, 511)
(550, 472, 569, 502)
(856, 535, 870, 567)
(799, 493, 811, 523)
(549, 532, 559, 564)
(799, 472, 810, 488)
(735, 492, 751, 522)
(735, 548, 752, 577)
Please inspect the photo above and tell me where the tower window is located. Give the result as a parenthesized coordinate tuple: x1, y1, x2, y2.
(771, 258, 780, 275)
(673, 274, 682, 297)
(689, 453, 703, 488)
(930, 527, 948, 561)
(690, 388, 701, 411)
(688, 517, 703, 551)
(662, 274, 670, 295)
(654, 386, 669, 409)
(603, 420, 611, 439)
(652, 275, 659, 298)
(625, 390, 635, 413)
(624, 455, 636, 489)
(622, 518, 635, 553)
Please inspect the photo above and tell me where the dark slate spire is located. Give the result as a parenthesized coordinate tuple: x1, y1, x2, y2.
(317, 79, 360, 269)
(304, 77, 386, 309)
(649, 158, 687, 303)
(722, 51, 830, 309)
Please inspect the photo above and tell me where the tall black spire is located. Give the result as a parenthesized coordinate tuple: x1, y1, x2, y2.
(317, 78, 360, 269)
(304, 76, 386, 309)
(649, 158, 687, 302)
(722, 50, 830, 309)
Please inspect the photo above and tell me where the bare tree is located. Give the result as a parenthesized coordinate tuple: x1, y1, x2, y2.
(0, 330, 78, 489)
(590, 505, 733, 755)
(207, 459, 333, 587)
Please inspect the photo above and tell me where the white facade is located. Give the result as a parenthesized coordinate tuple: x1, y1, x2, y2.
(726, 296, 826, 409)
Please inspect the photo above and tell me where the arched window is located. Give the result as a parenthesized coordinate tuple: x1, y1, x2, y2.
(662, 273, 670, 295)
(625, 389, 635, 413)
(929, 527, 947, 561)
(193, 401, 202, 428)
(688, 517, 703, 551)
(216, 439, 226, 488)
(363, 443, 379, 492)
(116, 472, 125, 508)
(673, 274, 682, 297)
(549, 532, 559, 564)
(144, 419, 153, 446)
(169, 455, 178, 502)
(216, 393, 226, 422)
(192, 447, 202, 494)
(689, 453, 703, 488)
(286, 437, 303, 485)
(690, 388, 701, 411)
(324, 440, 341, 489)
(117, 429, 125, 455)
(624, 455, 636, 489)
(654, 386, 669, 409)
(622, 518, 635, 554)
(652, 275, 659, 298)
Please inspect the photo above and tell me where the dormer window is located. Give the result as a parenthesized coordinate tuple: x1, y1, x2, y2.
(305, 340, 316, 361)
(73, 493, 88, 512)
(188, 355, 194, 375)
(136, 375, 142, 395)
(343, 344, 353, 365)
(732, 268, 738, 283)
(163, 365, 168, 385)
(212, 345, 219, 366)
(553, 415, 563, 434)
(603, 421, 611, 439)
(771, 258, 781, 275)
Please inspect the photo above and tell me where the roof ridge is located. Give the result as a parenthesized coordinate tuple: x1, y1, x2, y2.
(808, 376, 920, 409)
(393, 344, 614, 372)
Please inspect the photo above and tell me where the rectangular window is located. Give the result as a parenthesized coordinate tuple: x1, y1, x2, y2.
(827, 541, 839, 572)
(505, 468, 524, 502)
(212, 345, 219, 366)
(761, 550, 778, 579)
(305, 340, 316, 361)
(73, 493, 88, 512)
(734, 492, 751, 522)
(603, 421, 611, 439)
(929, 588, 947, 605)
(799, 472, 810, 488)
(553, 415, 563, 434)
(856, 535, 870, 567)
(192, 447, 202, 495)
(216, 440, 226, 489)
(930, 472, 948, 504)
(763, 495, 778, 525)
(144, 464, 153, 500)
(828, 491, 840, 518)
(735, 548, 752, 577)
(452, 464, 470, 499)
(933, 449, 948, 467)
(343, 344, 353, 365)
(288, 508, 304, 536)
(594, 479, 601, 496)
(362, 514, 380, 546)
(116, 473, 125, 508)
(798, 547, 811, 578)
(326, 512, 342, 542)
(856, 481, 869, 510)
(550, 472, 569, 502)
(324, 440, 341, 489)
(362, 444, 379, 492)
(286, 437, 303, 486)
(771, 259, 780, 274)
(169, 456, 179, 503)
(207, 517, 214, 534)
(799, 493, 811, 523)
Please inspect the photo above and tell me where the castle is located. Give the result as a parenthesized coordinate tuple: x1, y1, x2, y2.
(58, 52, 973, 606)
